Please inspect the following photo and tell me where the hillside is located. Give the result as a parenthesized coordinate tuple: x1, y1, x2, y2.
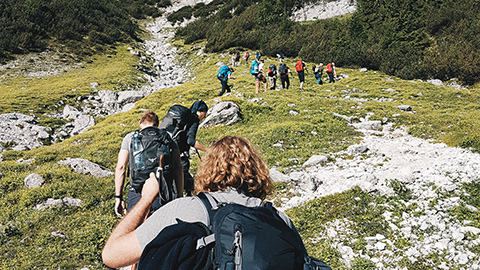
(1, 1, 480, 270)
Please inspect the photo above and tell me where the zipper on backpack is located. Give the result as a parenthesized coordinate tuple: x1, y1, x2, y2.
(233, 229, 242, 270)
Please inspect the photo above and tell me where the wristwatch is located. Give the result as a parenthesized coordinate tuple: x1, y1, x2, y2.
(114, 195, 122, 199)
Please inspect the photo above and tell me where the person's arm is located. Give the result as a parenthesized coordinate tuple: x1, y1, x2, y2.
(102, 173, 159, 268)
(114, 149, 129, 218)
(186, 121, 208, 152)
(228, 71, 235, 80)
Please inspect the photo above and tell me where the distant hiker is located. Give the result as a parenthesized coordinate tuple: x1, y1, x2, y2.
(244, 51, 250, 64)
(217, 65, 235, 96)
(326, 62, 336, 83)
(278, 62, 291, 89)
(267, 63, 278, 90)
(295, 59, 306, 89)
(255, 51, 261, 61)
(159, 101, 208, 196)
(102, 136, 332, 270)
(251, 58, 266, 94)
(114, 111, 183, 218)
(314, 63, 324, 85)
(258, 59, 268, 92)
(276, 52, 285, 63)
(234, 52, 241, 66)
(231, 53, 236, 67)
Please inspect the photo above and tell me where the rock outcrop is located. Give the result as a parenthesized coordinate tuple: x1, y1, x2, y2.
(200, 101, 242, 128)
(0, 113, 52, 151)
(58, 158, 113, 178)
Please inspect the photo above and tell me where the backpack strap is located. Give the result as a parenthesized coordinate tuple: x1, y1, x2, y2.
(196, 192, 218, 250)
(197, 192, 218, 225)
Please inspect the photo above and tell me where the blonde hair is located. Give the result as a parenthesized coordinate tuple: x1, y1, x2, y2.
(194, 136, 273, 200)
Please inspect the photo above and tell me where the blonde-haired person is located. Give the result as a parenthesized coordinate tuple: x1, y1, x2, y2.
(102, 136, 294, 268)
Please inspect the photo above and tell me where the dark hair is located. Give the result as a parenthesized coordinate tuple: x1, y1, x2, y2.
(190, 100, 208, 113)
(139, 111, 159, 127)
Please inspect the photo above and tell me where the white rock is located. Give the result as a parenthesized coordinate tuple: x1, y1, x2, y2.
(24, 173, 45, 188)
(303, 155, 328, 167)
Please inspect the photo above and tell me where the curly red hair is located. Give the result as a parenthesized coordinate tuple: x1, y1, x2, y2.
(194, 136, 273, 200)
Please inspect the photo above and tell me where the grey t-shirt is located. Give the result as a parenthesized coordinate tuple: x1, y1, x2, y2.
(121, 132, 134, 152)
(136, 189, 293, 249)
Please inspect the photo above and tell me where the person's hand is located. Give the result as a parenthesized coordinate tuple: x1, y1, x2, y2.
(141, 172, 159, 203)
(114, 198, 126, 218)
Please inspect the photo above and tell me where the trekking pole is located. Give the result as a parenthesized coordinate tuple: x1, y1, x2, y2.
(196, 149, 202, 160)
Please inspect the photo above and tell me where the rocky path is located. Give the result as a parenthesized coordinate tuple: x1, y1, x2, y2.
(275, 115, 480, 269)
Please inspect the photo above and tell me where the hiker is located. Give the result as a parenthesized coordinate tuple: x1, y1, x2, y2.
(113, 111, 183, 218)
(159, 101, 208, 196)
(326, 62, 336, 83)
(244, 51, 250, 64)
(234, 52, 240, 66)
(279, 62, 291, 89)
(102, 136, 296, 268)
(259, 59, 268, 91)
(295, 59, 306, 89)
(251, 58, 266, 94)
(276, 52, 285, 63)
(267, 63, 278, 90)
(217, 65, 235, 96)
(314, 63, 323, 85)
(255, 51, 261, 61)
(231, 53, 236, 67)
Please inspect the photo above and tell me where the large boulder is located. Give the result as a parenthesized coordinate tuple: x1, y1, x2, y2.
(200, 101, 242, 128)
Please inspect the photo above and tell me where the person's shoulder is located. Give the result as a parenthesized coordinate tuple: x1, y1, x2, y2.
(123, 131, 135, 141)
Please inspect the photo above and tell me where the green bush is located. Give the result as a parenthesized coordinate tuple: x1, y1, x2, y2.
(0, 0, 170, 60)
(175, 0, 480, 85)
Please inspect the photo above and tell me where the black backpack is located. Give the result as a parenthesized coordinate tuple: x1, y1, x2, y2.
(279, 63, 287, 75)
(268, 64, 277, 76)
(129, 127, 176, 204)
(137, 192, 332, 270)
(159, 105, 192, 151)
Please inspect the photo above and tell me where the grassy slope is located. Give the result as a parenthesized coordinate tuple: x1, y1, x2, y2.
(0, 38, 479, 269)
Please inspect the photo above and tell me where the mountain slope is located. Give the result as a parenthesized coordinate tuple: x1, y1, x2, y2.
(0, 3, 480, 270)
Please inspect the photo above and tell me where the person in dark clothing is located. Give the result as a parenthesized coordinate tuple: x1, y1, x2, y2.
(279, 63, 291, 89)
(159, 101, 208, 196)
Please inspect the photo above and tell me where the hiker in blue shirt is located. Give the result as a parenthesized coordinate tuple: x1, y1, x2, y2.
(217, 65, 235, 96)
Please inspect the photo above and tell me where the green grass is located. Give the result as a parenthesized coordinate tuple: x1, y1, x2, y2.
(0, 45, 144, 127)
(0, 37, 480, 268)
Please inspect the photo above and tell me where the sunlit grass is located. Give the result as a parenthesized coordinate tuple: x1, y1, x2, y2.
(0, 37, 479, 269)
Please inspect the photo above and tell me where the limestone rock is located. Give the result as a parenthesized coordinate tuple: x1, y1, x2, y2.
(200, 101, 242, 128)
(33, 197, 83, 210)
(24, 173, 45, 188)
(269, 167, 291, 182)
(58, 158, 113, 177)
(303, 155, 328, 167)
(0, 113, 52, 152)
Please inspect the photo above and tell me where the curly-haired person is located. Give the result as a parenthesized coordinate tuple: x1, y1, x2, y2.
(102, 136, 296, 268)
